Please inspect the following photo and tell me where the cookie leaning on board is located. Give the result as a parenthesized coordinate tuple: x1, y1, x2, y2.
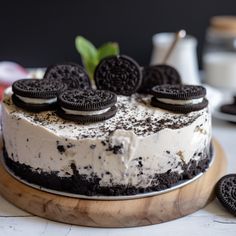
(215, 174, 236, 216)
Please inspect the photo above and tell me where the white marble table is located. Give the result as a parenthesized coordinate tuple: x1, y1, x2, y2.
(0, 118, 236, 236)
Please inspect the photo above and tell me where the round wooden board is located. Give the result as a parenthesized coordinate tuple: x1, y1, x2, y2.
(0, 139, 227, 227)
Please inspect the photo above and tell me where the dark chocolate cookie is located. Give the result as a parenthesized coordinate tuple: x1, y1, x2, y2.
(220, 97, 236, 115)
(57, 89, 117, 122)
(94, 55, 142, 96)
(12, 79, 66, 112)
(44, 63, 91, 90)
(152, 84, 206, 99)
(220, 104, 236, 115)
(215, 174, 236, 216)
(139, 64, 182, 94)
(151, 84, 208, 113)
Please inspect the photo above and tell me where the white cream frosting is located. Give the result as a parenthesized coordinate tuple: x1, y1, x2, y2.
(62, 107, 110, 116)
(2, 89, 212, 188)
(16, 94, 57, 104)
(157, 97, 204, 105)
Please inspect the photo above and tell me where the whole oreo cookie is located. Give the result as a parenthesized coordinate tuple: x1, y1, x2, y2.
(57, 89, 117, 123)
(215, 174, 236, 216)
(151, 84, 208, 113)
(12, 79, 66, 112)
(94, 55, 142, 96)
(44, 63, 91, 90)
(139, 64, 182, 94)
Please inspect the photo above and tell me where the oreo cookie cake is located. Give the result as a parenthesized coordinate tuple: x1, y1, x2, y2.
(1, 57, 212, 196)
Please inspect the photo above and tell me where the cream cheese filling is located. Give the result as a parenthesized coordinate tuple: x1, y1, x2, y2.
(62, 107, 110, 116)
(16, 94, 57, 104)
(157, 97, 204, 105)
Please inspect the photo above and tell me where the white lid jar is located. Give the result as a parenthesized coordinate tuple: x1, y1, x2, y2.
(203, 16, 236, 92)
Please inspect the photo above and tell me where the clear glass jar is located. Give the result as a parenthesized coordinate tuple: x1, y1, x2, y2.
(203, 16, 236, 91)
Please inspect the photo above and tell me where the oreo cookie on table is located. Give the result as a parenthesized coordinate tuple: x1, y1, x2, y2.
(57, 89, 117, 123)
(151, 84, 208, 113)
(12, 79, 67, 112)
(44, 63, 91, 90)
(94, 55, 142, 96)
(220, 96, 236, 115)
(215, 174, 236, 216)
(139, 64, 182, 94)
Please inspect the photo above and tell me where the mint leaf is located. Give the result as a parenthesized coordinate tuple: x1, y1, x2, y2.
(75, 36, 98, 80)
(83, 60, 97, 82)
(75, 36, 120, 80)
(75, 36, 97, 61)
(97, 42, 119, 61)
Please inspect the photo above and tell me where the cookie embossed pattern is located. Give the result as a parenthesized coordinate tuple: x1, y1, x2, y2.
(1, 57, 212, 197)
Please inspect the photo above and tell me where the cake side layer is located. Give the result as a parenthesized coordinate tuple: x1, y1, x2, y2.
(2, 96, 212, 187)
(3, 145, 212, 196)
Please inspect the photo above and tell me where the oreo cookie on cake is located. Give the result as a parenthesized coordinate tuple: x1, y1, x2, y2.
(44, 63, 91, 90)
(94, 55, 142, 95)
(139, 64, 182, 94)
(12, 79, 67, 112)
(151, 84, 208, 113)
(57, 89, 117, 123)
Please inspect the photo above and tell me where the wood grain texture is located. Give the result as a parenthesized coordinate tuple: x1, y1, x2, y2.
(0, 139, 227, 228)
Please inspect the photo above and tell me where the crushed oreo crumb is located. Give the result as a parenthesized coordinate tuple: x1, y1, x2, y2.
(90, 144, 96, 149)
(56, 141, 66, 154)
(3, 145, 212, 196)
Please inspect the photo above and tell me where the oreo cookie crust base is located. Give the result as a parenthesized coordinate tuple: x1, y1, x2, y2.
(2, 89, 212, 196)
(3, 145, 212, 196)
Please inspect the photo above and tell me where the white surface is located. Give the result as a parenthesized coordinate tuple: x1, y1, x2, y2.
(0, 118, 235, 235)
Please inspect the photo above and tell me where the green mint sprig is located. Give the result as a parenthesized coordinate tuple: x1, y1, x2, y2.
(75, 36, 119, 81)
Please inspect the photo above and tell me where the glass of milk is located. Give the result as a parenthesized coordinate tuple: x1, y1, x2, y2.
(203, 16, 236, 92)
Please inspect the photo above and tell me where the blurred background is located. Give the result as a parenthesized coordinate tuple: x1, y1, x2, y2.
(1, 0, 236, 109)
(1, 0, 236, 67)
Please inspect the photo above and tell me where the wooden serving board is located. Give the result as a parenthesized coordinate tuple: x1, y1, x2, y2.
(0, 139, 227, 227)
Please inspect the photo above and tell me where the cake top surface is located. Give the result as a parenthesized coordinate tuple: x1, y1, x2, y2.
(3, 88, 206, 140)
